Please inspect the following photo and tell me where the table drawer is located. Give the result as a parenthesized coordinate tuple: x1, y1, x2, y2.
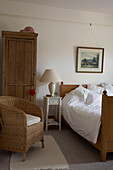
(49, 99, 59, 105)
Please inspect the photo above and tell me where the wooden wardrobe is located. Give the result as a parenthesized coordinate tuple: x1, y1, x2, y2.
(2, 31, 38, 103)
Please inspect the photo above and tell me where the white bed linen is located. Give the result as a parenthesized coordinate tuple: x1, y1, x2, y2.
(62, 90, 102, 144)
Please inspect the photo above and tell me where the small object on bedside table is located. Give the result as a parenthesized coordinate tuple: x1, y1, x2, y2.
(44, 96, 62, 131)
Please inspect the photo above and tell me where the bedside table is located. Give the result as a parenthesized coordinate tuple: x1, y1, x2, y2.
(44, 96, 62, 131)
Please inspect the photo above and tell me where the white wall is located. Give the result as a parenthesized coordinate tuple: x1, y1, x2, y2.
(1, 0, 113, 106)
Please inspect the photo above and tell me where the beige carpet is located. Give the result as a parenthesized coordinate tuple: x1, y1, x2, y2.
(10, 135, 69, 170)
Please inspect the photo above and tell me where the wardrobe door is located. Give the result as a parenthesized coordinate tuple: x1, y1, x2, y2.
(2, 31, 38, 103)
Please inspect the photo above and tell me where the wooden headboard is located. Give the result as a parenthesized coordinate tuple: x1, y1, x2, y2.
(60, 81, 87, 98)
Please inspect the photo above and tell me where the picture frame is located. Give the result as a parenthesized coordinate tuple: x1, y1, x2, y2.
(76, 47, 104, 73)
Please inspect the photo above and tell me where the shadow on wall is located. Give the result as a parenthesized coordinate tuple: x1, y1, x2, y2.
(0, 37, 2, 96)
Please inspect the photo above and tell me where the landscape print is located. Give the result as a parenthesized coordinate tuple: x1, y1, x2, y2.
(81, 51, 99, 68)
(76, 47, 104, 73)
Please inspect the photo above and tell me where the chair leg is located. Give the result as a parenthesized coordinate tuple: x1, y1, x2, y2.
(41, 140, 44, 148)
(22, 153, 26, 161)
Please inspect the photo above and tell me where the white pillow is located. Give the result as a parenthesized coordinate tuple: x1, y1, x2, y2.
(102, 83, 113, 93)
(86, 90, 102, 105)
(69, 85, 87, 101)
(87, 84, 104, 94)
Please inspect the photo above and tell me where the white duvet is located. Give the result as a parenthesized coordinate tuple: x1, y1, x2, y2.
(62, 86, 105, 144)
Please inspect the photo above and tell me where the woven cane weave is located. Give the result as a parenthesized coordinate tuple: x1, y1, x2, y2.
(0, 96, 44, 161)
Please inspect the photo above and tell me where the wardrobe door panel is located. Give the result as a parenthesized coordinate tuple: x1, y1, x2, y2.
(7, 39, 16, 84)
(7, 86, 15, 96)
(24, 86, 32, 102)
(15, 86, 23, 98)
(24, 41, 33, 84)
(16, 41, 25, 84)
(2, 31, 38, 103)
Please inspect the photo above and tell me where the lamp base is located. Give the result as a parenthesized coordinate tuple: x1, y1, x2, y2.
(48, 82, 56, 96)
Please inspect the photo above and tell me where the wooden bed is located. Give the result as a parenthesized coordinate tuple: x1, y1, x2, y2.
(61, 81, 113, 161)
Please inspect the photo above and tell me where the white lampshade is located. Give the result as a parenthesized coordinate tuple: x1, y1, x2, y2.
(40, 69, 62, 82)
(40, 69, 62, 96)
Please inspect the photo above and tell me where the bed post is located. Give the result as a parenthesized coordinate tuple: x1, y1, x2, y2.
(100, 90, 107, 161)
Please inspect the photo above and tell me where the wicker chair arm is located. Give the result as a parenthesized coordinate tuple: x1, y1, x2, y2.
(0, 104, 27, 135)
(0, 118, 3, 133)
(15, 98, 43, 121)
(25, 108, 44, 122)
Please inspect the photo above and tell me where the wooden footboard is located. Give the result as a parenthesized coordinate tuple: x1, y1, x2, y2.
(61, 81, 113, 161)
(93, 91, 113, 161)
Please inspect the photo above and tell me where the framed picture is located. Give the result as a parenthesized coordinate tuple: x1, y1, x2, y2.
(76, 47, 104, 73)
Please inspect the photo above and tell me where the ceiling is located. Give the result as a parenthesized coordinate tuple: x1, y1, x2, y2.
(11, 0, 113, 15)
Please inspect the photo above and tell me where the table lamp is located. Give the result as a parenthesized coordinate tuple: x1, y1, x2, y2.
(40, 69, 62, 96)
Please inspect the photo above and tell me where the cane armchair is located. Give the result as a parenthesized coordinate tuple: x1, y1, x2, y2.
(0, 96, 44, 161)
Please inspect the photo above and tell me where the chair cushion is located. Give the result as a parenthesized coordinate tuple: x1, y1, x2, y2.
(26, 114, 41, 126)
